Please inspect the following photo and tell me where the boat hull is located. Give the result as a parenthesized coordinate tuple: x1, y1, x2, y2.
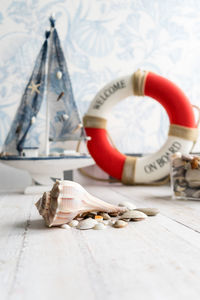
(0, 155, 94, 186)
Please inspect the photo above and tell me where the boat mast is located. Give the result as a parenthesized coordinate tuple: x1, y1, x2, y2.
(44, 18, 54, 156)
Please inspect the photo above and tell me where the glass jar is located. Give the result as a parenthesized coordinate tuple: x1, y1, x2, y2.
(170, 152, 200, 200)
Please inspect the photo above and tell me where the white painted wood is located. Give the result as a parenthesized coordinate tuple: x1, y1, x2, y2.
(1, 185, 200, 300)
(107, 184, 200, 232)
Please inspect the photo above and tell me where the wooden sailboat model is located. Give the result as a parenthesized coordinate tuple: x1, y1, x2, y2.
(0, 17, 94, 186)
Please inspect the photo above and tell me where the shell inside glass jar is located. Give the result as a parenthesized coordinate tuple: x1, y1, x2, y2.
(170, 152, 200, 200)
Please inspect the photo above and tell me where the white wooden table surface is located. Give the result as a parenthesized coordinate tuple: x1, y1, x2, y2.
(1, 183, 200, 300)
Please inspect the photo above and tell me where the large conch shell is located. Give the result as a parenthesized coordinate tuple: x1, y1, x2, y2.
(35, 180, 126, 227)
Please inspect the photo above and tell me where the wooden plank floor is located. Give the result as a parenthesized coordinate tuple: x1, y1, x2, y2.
(1, 184, 200, 300)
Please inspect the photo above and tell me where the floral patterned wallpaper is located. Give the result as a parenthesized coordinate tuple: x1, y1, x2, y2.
(1, 0, 200, 155)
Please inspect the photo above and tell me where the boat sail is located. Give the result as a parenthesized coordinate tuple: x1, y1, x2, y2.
(0, 17, 94, 185)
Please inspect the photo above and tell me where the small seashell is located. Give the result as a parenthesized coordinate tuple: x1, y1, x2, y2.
(113, 220, 128, 228)
(60, 224, 71, 229)
(175, 186, 185, 192)
(174, 176, 185, 182)
(186, 169, 200, 188)
(68, 220, 79, 227)
(76, 218, 97, 230)
(93, 223, 106, 230)
(108, 212, 119, 217)
(118, 201, 136, 210)
(56, 71, 62, 79)
(136, 208, 159, 216)
(62, 114, 69, 121)
(102, 220, 109, 225)
(171, 152, 182, 160)
(74, 214, 82, 220)
(95, 215, 103, 221)
(172, 152, 192, 167)
(99, 212, 111, 220)
(81, 212, 96, 219)
(191, 158, 200, 169)
(120, 210, 147, 221)
(172, 158, 185, 168)
(182, 154, 193, 161)
(31, 116, 36, 124)
(108, 219, 115, 226)
(192, 190, 200, 198)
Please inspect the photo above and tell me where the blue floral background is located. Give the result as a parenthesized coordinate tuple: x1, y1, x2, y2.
(1, 0, 200, 155)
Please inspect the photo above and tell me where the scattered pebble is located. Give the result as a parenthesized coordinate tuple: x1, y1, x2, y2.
(136, 208, 159, 216)
(76, 218, 97, 230)
(120, 218, 131, 222)
(120, 210, 147, 221)
(68, 220, 79, 227)
(60, 224, 71, 229)
(99, 212, 111, 220)
(93, 223, 106, 230)
(113, 220, 128, 228)
(108, 212, 119, 217)
(118, 201, 136, 210)
(69, 205, 159, 231)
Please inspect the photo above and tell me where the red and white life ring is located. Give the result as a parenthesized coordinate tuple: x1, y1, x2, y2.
(83, 70, 198, 184)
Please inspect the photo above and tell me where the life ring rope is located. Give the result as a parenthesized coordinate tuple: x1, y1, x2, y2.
(132, 69, 148, 96)
(168, 124, 198, 141)
(83, 115, 107, 129)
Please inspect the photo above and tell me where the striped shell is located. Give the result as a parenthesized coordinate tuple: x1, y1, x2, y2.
(35, 180, 126, 227)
